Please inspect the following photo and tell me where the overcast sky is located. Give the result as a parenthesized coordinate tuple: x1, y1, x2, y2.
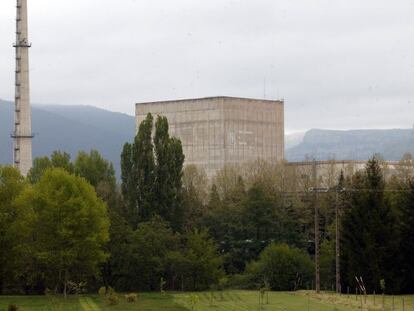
(0, 0, 413, 133)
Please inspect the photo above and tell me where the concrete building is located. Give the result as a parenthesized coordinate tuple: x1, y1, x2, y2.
(136, 97, 284, 177)
(13, 0, 33, 176)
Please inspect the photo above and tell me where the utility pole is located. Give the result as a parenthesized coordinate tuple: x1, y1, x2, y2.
(13, 0, 33, 176)
(335, 190, 341, 293)
(312, 161, 320, 293)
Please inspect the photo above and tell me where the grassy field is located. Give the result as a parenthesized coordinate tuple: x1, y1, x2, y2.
(1, 291, 414, 311)
(0, 293, 186, 311)
(173, 291, 387, 311)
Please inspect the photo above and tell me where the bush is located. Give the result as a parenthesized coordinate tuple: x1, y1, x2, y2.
(125, 293, 138, 303)
(107, 293, 119, 305)
(98, 286, 119, 305)
(243, 243, 314, 291)
(98, 286, 106, 297)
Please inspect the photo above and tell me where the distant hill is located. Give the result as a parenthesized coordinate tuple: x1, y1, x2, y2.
(0, 99, 135, 176)
(285, 128, 414, 162)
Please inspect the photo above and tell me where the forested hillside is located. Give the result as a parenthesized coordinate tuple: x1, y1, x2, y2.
(0, 99, 135, 176)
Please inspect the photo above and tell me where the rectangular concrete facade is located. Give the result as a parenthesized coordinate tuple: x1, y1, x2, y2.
(136, 97, 284, 177)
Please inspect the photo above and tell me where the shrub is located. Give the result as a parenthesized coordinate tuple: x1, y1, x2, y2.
(107, 293, 119, 305)
(125, 293, 138, 303)
(243, 243, 313, 291)
(98, 286, 106, 297)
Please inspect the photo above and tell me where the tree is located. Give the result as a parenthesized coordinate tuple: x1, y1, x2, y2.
(182, 229, 224, 291)
(182, 165, 208, 230)
(74, 150, 116, 189)
(154, 115, 185, 230)
(341, 157, 400, 293)
(396, 178, 414, 292)
(243, 183, 274, 241)
(74, 150, 117, 205)
(27, 157, 52, 184)
(118, 217, 180, 291)
(14, 168, 109, 296)
(121, 113, 185, 230)
(50, 151, 74, 173)
(28, 151, 74, 183)
(121, 113, 156, 228)
(0, 166, 26, 293)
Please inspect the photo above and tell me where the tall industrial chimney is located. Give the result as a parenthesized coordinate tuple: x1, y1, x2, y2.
(13, 0, 33, 176)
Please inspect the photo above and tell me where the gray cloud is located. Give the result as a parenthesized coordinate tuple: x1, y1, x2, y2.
(1, 0, 413, 132)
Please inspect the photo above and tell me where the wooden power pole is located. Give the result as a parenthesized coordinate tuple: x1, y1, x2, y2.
(335, 191, 341, 293)
(312, 162, 320, 293)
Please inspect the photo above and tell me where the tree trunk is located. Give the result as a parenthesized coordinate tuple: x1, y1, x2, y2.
(63, 270, 68, 299)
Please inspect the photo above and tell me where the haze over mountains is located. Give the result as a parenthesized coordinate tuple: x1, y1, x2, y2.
(1, 99, 413, 177)
(286, 128, 414, 162)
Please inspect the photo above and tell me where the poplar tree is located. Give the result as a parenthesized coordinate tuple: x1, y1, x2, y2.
(121, 113, 155, 228)
(154, 115, 185, 230)
(121, 113, 185, 230)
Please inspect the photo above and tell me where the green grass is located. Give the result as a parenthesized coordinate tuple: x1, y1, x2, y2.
(1, 291, 414, 311)
(0, 293, 187, 311)
(172, 291, 414, 311)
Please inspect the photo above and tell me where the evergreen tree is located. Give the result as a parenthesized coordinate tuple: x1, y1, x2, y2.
(398, 178, 414, 292)
(341, 157, 400, 293)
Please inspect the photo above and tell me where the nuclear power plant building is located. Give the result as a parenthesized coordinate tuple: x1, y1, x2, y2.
(135, 97, 284, 177)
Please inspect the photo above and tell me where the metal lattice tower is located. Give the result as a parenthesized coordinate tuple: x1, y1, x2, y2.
(13, 0, 33, 176)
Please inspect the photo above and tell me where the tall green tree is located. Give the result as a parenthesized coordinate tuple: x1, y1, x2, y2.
(396, 178, 414, 292)
(182, 165, 208, 230)
(121, 113, 185, 230)
(154, 115, 185, 230)
(121, 113, 155, 228)
(0, 166, 26, 293)
(341, 157, 400, 293)
(14, 168, 109, 296)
